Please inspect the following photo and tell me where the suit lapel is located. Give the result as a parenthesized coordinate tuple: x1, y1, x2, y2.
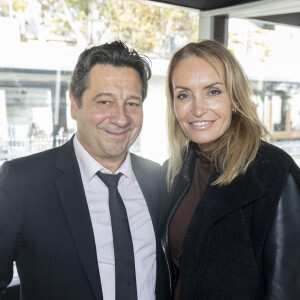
(131, 154, 160, 235)
(179, 163, 265, 299)
(55, 139, 103, 300)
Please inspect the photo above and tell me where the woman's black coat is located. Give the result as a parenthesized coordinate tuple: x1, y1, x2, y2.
(157, 141, 300, 300)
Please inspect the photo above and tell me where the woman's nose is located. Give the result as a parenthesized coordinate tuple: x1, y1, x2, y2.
(192, 95, 207, 117)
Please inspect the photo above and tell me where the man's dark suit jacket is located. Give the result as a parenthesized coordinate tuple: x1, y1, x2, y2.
(0, 138, 162, 300)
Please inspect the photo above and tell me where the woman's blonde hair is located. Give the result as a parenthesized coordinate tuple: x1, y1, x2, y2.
(166, 40, 268, 188)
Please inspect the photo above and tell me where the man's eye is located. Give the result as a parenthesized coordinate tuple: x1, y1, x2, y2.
(97, 100, 110, 105)
(127, 102, 140, 107)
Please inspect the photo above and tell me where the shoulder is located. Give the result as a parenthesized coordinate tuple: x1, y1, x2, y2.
(0, 140, 72, 176)
(2, 147, 57, 172)
(255, 141, 296, 172)
(250, 141, 300, 192)
(130, 153, 162, 173)
(162, 159, 169, 173)
(257, 140, 290, 158)
(0, 147, 60, 197)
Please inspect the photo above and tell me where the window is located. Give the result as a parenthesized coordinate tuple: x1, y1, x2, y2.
(228, 18, 300, 164)
(0, 0, 199, 164)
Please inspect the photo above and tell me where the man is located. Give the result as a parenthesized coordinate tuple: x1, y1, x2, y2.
(0, 41, 162, 300)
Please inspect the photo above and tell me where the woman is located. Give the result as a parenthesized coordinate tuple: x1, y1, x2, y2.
(157, 40, 300, 300)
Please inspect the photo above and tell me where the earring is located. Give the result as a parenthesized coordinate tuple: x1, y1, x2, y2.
(232, 109, 237, 114)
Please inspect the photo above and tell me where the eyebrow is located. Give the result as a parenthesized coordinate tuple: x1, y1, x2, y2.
(127, 95, 142, 101)
(174, 81, 224, 90)
(204, 82, 224, 89)
(92, 92, 142, 102)
(93, 92, 113, 101)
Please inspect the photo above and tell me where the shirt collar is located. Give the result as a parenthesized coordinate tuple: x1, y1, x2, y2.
(73, 134, 136, 183)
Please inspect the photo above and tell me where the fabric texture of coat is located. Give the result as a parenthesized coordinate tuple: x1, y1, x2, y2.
(0, 137, 162, 300)
(157, 141, 300, 300)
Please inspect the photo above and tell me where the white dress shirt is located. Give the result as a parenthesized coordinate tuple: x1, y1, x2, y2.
(73, 135, 156, 300)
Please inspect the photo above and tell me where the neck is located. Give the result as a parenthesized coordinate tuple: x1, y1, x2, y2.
(97, 154, 127, 174)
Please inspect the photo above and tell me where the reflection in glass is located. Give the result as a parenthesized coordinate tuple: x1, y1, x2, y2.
(228, 18, 300, 164)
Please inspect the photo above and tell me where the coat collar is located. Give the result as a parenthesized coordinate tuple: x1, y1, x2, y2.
(54, 137, 103, 300)
(130, 153, 160, 235)
(174, 145, 266, 219)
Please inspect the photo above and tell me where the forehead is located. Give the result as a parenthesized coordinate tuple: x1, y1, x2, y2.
(172, 56, 224, 84)
(87, 64, 142, 91)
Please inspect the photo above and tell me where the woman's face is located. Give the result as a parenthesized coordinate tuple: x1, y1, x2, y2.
(172, 56, 233, 151)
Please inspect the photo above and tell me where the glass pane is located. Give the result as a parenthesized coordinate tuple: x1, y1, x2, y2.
(228, 18, 300, 163)
(0, 0, 199, 164)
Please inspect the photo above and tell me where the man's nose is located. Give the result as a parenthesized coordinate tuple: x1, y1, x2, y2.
(109, 104, 130, 127)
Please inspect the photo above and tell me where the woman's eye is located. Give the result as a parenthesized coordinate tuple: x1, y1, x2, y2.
(177, 93, 189, 100)
(209, 89, 221, 96)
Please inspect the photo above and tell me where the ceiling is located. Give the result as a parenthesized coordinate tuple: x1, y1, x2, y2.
(149, 0, 260, 11)
(149, 0, 300, 27)
(250, 13, 300, 27)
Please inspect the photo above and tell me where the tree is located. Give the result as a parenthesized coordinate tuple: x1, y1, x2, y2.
(1, 0, 199, 56)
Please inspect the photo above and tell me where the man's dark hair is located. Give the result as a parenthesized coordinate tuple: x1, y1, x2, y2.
(70, 41, 152, 106)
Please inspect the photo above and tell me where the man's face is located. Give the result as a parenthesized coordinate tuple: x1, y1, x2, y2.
(71, 64, 143, 171)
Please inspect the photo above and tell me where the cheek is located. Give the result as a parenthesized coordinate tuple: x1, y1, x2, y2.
(90, 109, 110, 124)
(129, 108, 143, 126)
(174, 101, 187, 121)
(224, 105, 233, 122)
(213, 99, 232, 121)
(135, 114, 144, 129)
(221, 107, 233, 131)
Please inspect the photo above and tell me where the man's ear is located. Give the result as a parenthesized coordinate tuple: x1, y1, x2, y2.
(70, 92, 78, 120)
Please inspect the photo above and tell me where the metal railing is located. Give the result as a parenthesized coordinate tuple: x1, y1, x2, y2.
(0, 135, 70, 163)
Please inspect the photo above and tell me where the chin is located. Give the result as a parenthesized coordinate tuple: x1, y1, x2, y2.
(107, 146, 128, 156)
